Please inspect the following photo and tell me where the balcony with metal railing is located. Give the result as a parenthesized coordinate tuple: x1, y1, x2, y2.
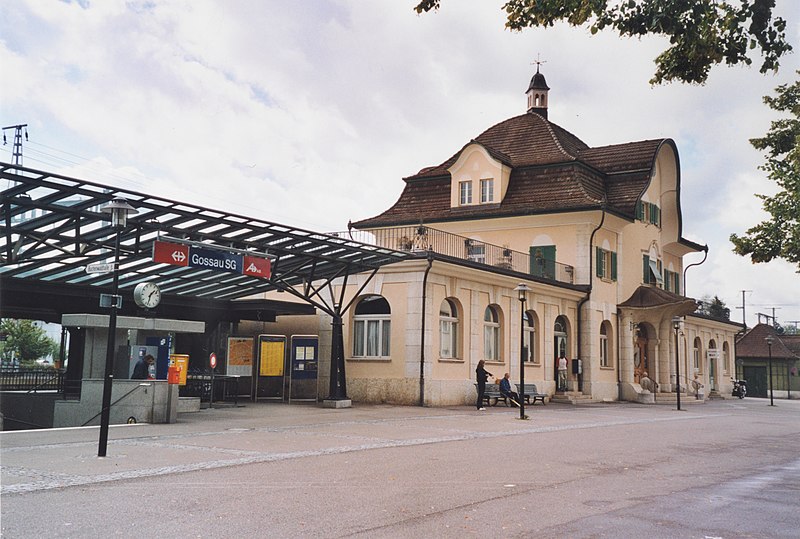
(336, 225, 580, 285)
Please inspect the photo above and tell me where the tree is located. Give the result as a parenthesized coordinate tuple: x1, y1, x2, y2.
(0, 319, 59, 365)
(730, 73, 800, 270)
(414, 0, 791, 85)
(698, 295, 730, 320)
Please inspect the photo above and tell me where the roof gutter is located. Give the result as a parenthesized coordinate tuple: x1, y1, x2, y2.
(683, 244, 709, 296)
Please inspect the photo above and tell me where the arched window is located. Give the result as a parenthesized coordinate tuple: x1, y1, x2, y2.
(483, 305, 501, 361)
(600, 321, 611, 368)
(439, 298, 459, 359)
(523, 311, 537, 363)
(723, 342, 731, 374)
(693, 337, 702, 372)
(353, 295, 391, 358)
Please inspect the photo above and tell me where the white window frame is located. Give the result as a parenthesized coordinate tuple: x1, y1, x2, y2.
(480, 178, 494, 203)
(352, 297, 391, 358)
(523, 311, 536, 363)
(600, 323, 609, 367)
(723, 343, 730, 374)
(459, 181, 472, 205)
(483, 306, 500, 362)
(439, 299, 459, 359)
(693, 337, 701, 372)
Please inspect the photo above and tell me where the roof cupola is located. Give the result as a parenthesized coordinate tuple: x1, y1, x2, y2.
(526, 62, 550, 119)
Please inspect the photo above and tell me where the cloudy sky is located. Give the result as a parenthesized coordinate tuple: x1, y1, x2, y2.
(2, 0, 799, 328)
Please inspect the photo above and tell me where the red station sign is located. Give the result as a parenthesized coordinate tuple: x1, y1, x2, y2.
(152, 240, 271, 279)
(153, 240, 189, 267)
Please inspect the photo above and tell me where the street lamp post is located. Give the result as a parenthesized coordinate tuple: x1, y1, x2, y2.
(672, 316, 682, 411)
(514, 283, 531, 421)
(765, 334, 775, 406)
(98, 197, 137, 457)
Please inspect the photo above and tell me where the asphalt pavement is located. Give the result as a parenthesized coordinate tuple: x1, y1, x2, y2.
(2, 397, 799, 538)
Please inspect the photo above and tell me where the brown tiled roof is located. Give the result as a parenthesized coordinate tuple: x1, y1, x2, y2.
(736, 324, 798, 359)
(353, 113, 667, 228)
(618, 286, 697, 313)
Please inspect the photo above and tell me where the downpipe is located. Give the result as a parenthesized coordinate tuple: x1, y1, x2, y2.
(419, 251, 434, 407)
(576, 204, 606, 393)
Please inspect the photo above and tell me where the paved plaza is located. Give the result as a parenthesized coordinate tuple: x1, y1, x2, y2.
(2, 398, 799, 538)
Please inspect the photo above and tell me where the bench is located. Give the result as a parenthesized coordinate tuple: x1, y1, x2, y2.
(516, 383, 547, 405)
(474, 383, 512, 407)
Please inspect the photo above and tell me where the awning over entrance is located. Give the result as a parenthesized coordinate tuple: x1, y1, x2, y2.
(618, 285, 698, 317)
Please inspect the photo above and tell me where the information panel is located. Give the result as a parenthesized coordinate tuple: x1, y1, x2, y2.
(259, 337, 285, 377)
(227, 337, 254, 376)
(291, 336, 318, 380)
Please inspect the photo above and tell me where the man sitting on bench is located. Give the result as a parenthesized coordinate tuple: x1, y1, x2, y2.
(499, 373, 520, 406)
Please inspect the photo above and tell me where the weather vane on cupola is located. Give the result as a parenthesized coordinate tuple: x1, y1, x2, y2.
(531, 53, 546, 73)
(526, 54, 550, 118)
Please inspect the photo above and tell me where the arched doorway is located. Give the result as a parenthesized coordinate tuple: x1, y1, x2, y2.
(554, 316, 568, 391)
(633, 324, 650, 383)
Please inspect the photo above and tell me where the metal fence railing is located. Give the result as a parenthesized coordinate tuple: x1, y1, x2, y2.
(336, 225, 578, 285)
(181, 370, 241, 405)
(0, 368, 65, 392)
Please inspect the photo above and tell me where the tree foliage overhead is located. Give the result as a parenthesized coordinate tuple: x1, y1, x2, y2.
(730, 72, 800, 271)
(413, 0, 791, 85)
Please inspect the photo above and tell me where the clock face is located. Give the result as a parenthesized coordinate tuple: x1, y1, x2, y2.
(134, 282, 161, 309)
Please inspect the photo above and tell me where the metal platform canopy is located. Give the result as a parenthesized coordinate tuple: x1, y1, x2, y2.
(0, 162, 413, 401)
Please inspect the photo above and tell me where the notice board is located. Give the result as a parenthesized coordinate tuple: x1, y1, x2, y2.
(258, 335, 286, 377)
(227, 337, 254, 376)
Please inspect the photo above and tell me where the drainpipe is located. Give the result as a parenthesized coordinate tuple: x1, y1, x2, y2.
(576, 204, 606, 393)
(682, 245, 708, 297)
(419, 250, 434, 407)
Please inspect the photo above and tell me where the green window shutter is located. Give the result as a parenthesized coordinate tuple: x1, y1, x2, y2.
(674, 272, 681, 295)
(664, 270, 671, 292)
(530, 245, 556, 278)
(655, 205, 661, 226)
(643, 255, 650, 283)
(611, 251, 617, 281)
(648, 203, 656, 224)
(596, 247, 603, 277)
(635, 201, 644, 220)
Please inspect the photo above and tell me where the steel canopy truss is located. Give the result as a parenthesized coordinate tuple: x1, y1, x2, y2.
(0, 162, 412, 315)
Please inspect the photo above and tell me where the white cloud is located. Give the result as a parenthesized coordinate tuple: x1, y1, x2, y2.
(1, 0, 799, 327)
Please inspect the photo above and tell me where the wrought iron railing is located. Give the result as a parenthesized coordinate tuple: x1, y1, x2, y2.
(335, 225, 578, 284)
(0, 368, 65, 392)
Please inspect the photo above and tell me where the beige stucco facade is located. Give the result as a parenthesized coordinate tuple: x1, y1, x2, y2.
(257, 73, 742, 407)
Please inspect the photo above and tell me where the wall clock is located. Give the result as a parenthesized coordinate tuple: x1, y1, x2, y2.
(133, 282, 161, 309)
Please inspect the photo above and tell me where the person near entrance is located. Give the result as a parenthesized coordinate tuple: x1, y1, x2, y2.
(132, 354, 155, 380)
(499, 372, 520, 405)
(691, 374, 704, 399)
(475, 360, 493, 411)
(557, 355, 568, 391)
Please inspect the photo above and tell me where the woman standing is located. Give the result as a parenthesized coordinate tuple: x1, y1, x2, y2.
(475, 360, 493, 411)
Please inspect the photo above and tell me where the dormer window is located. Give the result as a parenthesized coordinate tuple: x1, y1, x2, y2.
(459, 181, 472, 205)
(448, 143, 511, 209)
(480, 178, 494, 203)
